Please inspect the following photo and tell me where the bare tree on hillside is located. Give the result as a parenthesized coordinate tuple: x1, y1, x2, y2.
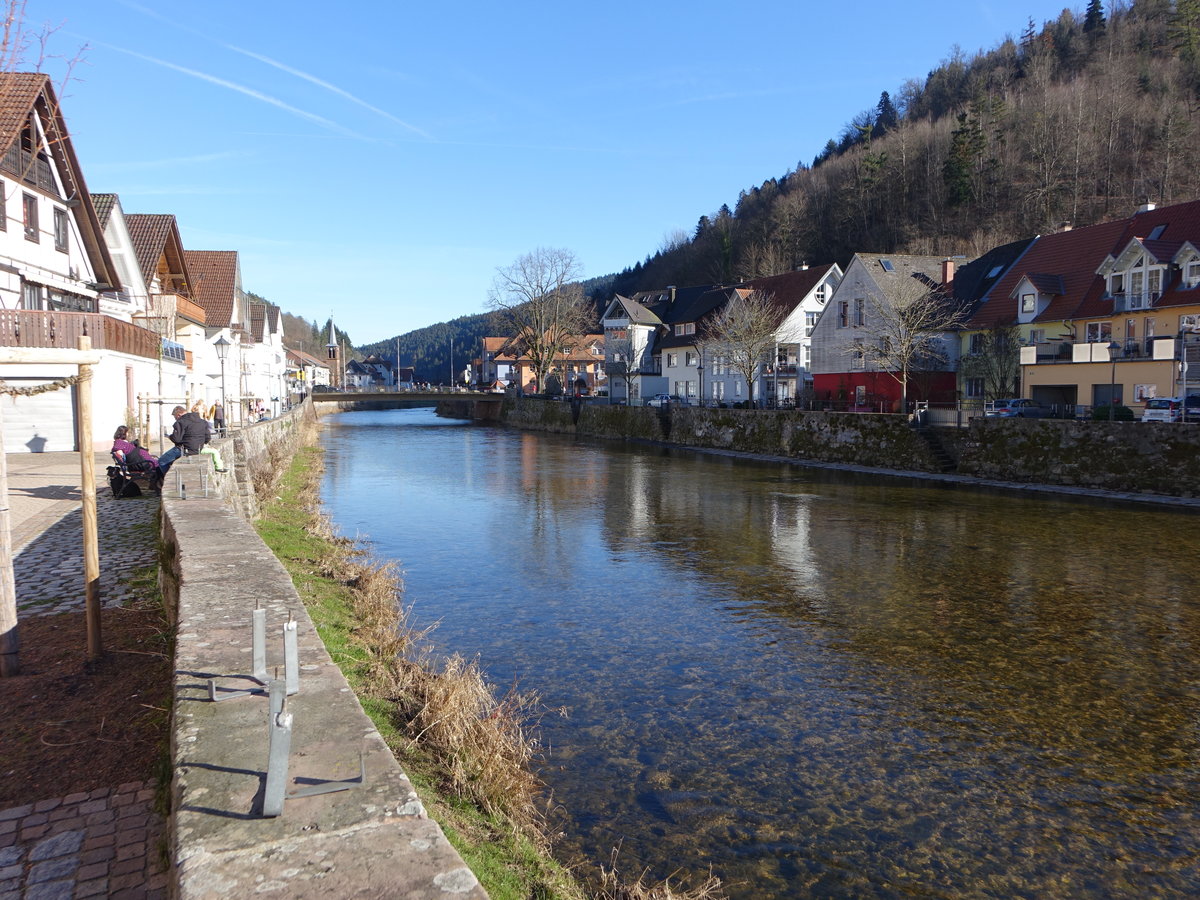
(849, 275, 967, 412)
(488, 248, 590, 396)
(705, 290, 780, 407)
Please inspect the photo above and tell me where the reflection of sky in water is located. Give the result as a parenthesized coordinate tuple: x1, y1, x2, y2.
(322, 409, 1200, 899)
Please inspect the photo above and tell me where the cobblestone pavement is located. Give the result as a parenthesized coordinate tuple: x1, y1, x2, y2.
(0, 781, 167, 900)
(6, 483, 167, 898)
(15, 491, 160, 617)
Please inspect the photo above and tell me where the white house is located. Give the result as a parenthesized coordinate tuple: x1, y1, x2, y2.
(0, 74, 167, 452)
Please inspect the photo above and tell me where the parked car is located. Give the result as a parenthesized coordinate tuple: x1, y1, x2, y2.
(1141, 395, 1200, 422)
(986, 398, 1049, 418)
(646, 394, 690, 408)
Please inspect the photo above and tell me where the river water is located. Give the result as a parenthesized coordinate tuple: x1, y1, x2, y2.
(321, 408, 1200, 898)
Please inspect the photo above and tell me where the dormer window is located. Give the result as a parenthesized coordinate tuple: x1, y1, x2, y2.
(1186, 259, 1200, 289)
(1021, 293, 1036, 313)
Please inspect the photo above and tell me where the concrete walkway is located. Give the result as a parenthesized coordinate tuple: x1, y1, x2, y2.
(2, 451, 167, 900)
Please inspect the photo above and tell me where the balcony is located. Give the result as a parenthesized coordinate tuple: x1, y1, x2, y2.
(1109, 291, 1160, 312)
(0, 309, 161, 360)
(1020, 336, 1182, 365)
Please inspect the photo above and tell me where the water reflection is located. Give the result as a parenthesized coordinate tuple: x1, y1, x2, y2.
(323, 409, 1200, 898)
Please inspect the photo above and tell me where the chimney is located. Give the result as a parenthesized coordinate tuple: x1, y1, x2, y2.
(668, 285, 676, 304)
(1058, 221, 1073, 232)
(1137, 199, 1157, 214)
(941, 258, 955, 287)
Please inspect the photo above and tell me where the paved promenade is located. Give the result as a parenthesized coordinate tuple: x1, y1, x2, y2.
(2, 451, 167, 900)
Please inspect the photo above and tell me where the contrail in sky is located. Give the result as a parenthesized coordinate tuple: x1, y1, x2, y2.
(95, 42, 368, 141)
(225, 45, 432, 140)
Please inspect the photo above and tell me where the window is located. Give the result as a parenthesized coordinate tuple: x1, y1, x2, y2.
(854, 299, 865, 326)
(1086, 321, 1112, 342)
(1148, 268, 1161, 298)
(1186, 260, 1200, 289)
(1029, 329, 1044, 344)
(607, 327, 627, 341)
(805, 311, 818, 336)
(53, 207, 67, 252)
(666, 353, 677, 368)
(1148, 224, 1167, 240)
(711, 382, 724, 400)
(21, 282, 42, 309)
(854, 385, 866, 404)
(22, 192, 37, 241)
(801, 345, 810, 368)
(969, 333, 984, 355)
(879, 259, 895, 272)
(1110, 273, 1124, 295)
(673, 322, 695, 336)
(1021, 293, 1036, 313)
(734, 381, 742, 397)
(684, 352, 695, 367)
(966, 377, 985, 398)
(838, 301, 849, 328)
(1182, 314, 1200, 333)
(851, 349, 865, 370)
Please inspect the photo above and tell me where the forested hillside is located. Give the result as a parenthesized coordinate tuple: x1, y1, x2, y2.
(356, 0, 1200, 382)
(610, 0, 1200, 294)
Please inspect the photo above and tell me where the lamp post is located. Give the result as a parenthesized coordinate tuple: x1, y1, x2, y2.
(1107, 340, 1121, 421)
(214, 335, 230, 431)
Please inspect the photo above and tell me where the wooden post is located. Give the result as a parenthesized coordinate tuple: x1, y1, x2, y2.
(77, 336, 102, 661)
(0, 400, 18, 676)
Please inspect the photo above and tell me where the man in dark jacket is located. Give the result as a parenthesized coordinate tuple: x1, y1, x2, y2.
(158, 405, 210, 473)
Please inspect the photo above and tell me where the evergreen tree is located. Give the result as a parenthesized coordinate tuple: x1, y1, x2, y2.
(873, 91, 899, 138)
(1084, 0, 1107, 37)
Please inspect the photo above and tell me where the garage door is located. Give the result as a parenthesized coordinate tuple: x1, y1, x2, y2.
(2, 378, 78, 452)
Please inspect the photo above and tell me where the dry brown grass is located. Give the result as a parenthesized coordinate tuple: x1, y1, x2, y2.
(593, 851, 726, 900)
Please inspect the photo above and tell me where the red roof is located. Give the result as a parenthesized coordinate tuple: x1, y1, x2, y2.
(184, 250, 239, 328)
(969, 220, 1129, 328)
(970, 199, 1200, 328)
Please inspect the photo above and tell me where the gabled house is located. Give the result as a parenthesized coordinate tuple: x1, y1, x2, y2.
(601, 285, 716, 402)
(810, 254, 981, 412)
(91, 197, 191, 445)
(742, 264, 843, 405)
(184, 249, 253, 425)
(0, 73, 165, 451)
(245, 300, 286, 415)
(484, 332, 606, 394)
(1005, 199, 1200, 411)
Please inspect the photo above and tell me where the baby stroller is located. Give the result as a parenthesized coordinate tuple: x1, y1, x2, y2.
(108, 445, 163, 498)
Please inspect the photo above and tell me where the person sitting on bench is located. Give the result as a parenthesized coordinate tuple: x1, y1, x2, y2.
(159, 405, 219, 473)
(112, 425, 159, 471)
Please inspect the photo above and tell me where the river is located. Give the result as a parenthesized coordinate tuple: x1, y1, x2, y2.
(320, 408, 1200, 898)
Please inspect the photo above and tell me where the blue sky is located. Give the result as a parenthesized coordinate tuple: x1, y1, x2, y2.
(26, 0, 1074, 345)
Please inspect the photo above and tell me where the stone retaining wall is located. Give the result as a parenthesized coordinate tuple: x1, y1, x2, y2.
(503, 399, 943, 471)
(500, 399, 1200, 497)
(158, 405, 487, 899)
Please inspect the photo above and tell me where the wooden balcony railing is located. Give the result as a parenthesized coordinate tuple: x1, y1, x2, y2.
(0, 309, 161, 360)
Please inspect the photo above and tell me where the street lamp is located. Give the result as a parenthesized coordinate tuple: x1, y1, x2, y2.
(214, 335, 230, 432)
(1107, 341, 1121, 421)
